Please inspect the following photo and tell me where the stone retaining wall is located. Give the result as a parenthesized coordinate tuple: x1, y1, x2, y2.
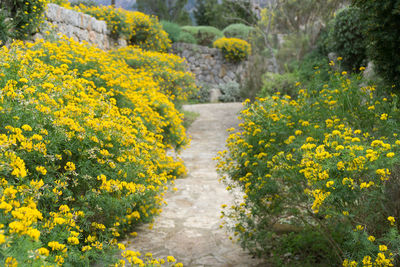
(172, 43, 249, 88)
(36, 4, 125, 50)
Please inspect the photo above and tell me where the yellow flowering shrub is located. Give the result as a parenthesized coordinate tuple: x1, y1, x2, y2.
(217, 66, 400, 265)
(0, 0, 48, 40)
(113, 46, 197, 106)
(213, 37, 251, 62)
(0, 36, 193, 265)
(73, 5, 171, 52)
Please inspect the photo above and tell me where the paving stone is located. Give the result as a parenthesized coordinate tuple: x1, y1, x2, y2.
(124, 103, 267, 266)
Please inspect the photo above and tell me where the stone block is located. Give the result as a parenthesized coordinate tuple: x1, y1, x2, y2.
(209, 88, 221, 103)
(64, 9, 81, 28)
(45, 4, 62, 22)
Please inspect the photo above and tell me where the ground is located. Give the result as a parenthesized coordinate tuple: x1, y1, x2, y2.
(125, 103, 265, 266)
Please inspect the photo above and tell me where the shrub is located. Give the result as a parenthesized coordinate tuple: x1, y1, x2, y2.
(217, 63, 400, 266)
(222, 23, 253, 41)
(0, 0, 47, 40)
(75, 4, 130, 40)
(181, 26, 223, 46)
(161, 20, 182, 43)
(189, 83, 210, 103)
(177, 31, 197, 44)
(69, 0, 98, 7)
(330, 7, 367, 72)
(74, 5, 171, 51)
(259, 71, 298, 97)
(0, 37, 191, 266)
(213, 37, 251, 62)
(218, 81, 242, 102)
(124, 11, 171, 52)
(114, 46, 197, 108)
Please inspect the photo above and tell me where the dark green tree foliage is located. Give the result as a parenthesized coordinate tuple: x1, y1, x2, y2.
(331, 7, 367, 72)
(352, 0, 400, 88)
(194, 0, 257, 29)
(135, 0, 191, 25)
(0, 11, 10, 46)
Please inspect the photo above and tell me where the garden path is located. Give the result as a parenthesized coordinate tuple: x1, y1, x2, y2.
(124, 103, 265, 267)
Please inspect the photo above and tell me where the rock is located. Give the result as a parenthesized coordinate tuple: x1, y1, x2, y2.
(209, 88, 221, 103)
(363, 61, 375, 80)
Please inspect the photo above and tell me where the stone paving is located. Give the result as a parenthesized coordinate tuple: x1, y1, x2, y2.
(125, 103, 266, 267)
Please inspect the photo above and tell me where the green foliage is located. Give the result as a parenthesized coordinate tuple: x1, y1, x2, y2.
(352, 0, 400, 88)
(177, 31, 197, 44)
(218, 62, 400, 265)
(181, 110, 199, 130)
(330, 7, 368, 72)
(161, 20, 182, 43)
(0, 37, 191, 266)
(259, 71, 298, 97)
(276, 33, 312, 69)
(69, 0, 98, 7)
(181, 26, 223, 46)
(218, 81, 242, 102)
(213, 37, 251, 62)
(194, 0, 257, 29)
(222, 23, 253, 41)
(0, 11, 10, 46)
(0, 0, 47, 40)
(135, 0, 191, 25)
(189, 83, 210, 103)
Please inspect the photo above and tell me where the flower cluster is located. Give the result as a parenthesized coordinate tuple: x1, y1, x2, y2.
(113, 46, 197, 107)
(0, 36, 193, 265)
(72, 4, 171, 52)
(217, 65, 400, 265)
(0, 0, 48, 40)
(213, 37, 251, 62)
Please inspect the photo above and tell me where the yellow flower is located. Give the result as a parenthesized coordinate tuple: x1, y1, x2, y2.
(368, 235, 375, 242)
(64, 161, 76, 171)
(388, 216, 395, 226)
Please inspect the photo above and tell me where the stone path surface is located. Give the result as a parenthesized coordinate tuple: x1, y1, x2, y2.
(125, 103, 265, 267)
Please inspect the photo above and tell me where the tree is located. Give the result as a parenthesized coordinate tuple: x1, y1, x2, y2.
(135, 0, 191, 25)
(352, 0, 400, 88)
(194, 0, 257, 29)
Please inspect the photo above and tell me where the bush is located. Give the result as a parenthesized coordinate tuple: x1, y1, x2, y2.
(114, 46, 197, 108)
(161, 20, 182, 43)
(259, 71, 298, 97)
(74, 5, 171, 51)
(69, 0, 98, 7)
(213, 37, 251, 62)
(124, 11, 171, 51)
(177, 31, 197, 44)
(218, 81, 242, 102)
(352, 0, 400, 88)
(181, 26, 223, 46)
(0, 37, 192, 266)
(74, 4, 130, 40)
(189, 83, 210, 103)
(222, 23, 253, 41)
(0, 0, 47, 40)
(330, 7, 368, 72)
(217, 63, 400, 266)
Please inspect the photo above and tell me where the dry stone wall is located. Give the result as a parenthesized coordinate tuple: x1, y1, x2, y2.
(36, 4, 125, 50)
(172, 43, 249, 88)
